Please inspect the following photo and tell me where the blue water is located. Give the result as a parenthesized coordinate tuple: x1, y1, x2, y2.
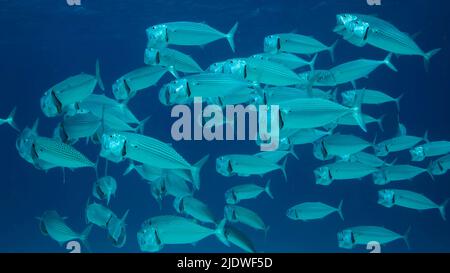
(0, 0, 449, 253)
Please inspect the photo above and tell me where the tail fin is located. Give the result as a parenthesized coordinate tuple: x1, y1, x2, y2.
(123, 160, 136, 176)
(308, 53, 318, 71)
(376, 114, 386, 132)
(136, 116, 151, 134)
(191, 154, 210, 190)
(264, 180, 274, 199)
(215, 218, 230, 247)
(337, 200, 344, 221)
(439, 198, 449, 221)
(84, 198, 90, 225)
(423, 130, 429, 143)
(226, 22, 239, 52)
(289, 144, 299, 160)
(264, 226, 271, 241)
(423, 48, 441, 71)
(351, 89, 367, 132)
(278, 157, 288, 182)
(394, 93, 404, 112)
(5, 107, 19, 132)
(167, 66, 180, 79)
(31, 118, 40, 135)
(328, 40, 338, 63)
(403, 226, 411, 250)
(80, 224, 93, 253)
(383, 53, 398, 72)
(95, 59, 105, 91)
(426, 162, 435, 181)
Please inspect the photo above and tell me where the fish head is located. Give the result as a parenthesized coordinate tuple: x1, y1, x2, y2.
(429, 160, 446, 176)
(312, 140, 330, 161)
(172, 197, 184, 213)
(314, 166, 333, 186)
(409, 146, 425, 162)
(224, 205, 237, 222)
(216, 156, 233, 177)
(137, 224, 163, 252)
(16, 127, 38, 163)
(40, 91, 59, 117)
(150, 179, 166, 203)
(377, 189, 395, 208)
(336, 14, 358, 27)
(158, 79, 189, 106)
(100, 132, 127, 163)
(341, 90, 357, 107)
(263, 35, 280, 54)
(224, 190, 238, 205)
(144, 48, 161, 66)
(373, 143, 388, 157)
(372, 170, 388, 185)
(107, 214, 127, 248)
(146, 24, 168, 49)
(286, 208, 299, 220)
(112, 79, 130, 101)
(337, 229, 355, 249)
(206, 61, 225, 73)
(223, 58, 247, 79)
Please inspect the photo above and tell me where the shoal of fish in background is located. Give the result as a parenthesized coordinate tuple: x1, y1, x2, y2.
(2, 13, 448, 252)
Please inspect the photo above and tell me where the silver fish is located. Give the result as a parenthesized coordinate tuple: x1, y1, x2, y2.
(287, 200, 344, 221)
(314, 161, 378, 186)
(410, 141, 450, 162)
(225, 180, 274, 204)
(378, 189, 449, 220)
(146, 21, 238, 52)
(338, 225, 410, 249)
(113, 66, 171, 101)
(144, 47, 203, 74)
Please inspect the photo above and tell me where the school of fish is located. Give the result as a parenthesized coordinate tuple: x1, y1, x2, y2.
(2, 13, 449, 252)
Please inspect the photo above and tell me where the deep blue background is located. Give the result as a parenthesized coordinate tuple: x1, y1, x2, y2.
(0, 0, 449, 253)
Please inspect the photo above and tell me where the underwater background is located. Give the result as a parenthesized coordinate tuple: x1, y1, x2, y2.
(0, 0, 449, 253)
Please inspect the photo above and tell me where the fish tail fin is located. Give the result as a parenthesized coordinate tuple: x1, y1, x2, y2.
(265, 179, 274, 199)
(309, 53, 318, 71)
(351, 89, 367, 132)
(95, 59, 105, 91)
(121, 209, 130, 223)
(80, 224, 93, 253)
(403, 226, 412, 250)
(376, 114, 386, 132)
(279, 157, 288, 182)
(383, 53, 398, 72)
(423, 48, 441, 71)
(226, 22, 239, 52)
(136, 115, 151, 134)
(395, 93, 405, 112)
(289, 144, 299, 160)
(31, 118, 40, 135)
(84, 197, 91, 225)
(337, 199, 344, 221)
(94, 157, 100, 180)
(328, 40, 338, 63)
(439, 198, 449, 221)
(215, 218, 230, 247)
(264, 226, 271, 241)
(191, 154, 210, 190)
(123, 160, 136, 176)
(423, 130, 430, 143)
(6, 107, 19, 132)
(426, 163, 435, 181)
(167, 66, 180, 79)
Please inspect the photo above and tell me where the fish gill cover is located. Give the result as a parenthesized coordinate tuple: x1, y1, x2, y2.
(0, 0, 449, 253)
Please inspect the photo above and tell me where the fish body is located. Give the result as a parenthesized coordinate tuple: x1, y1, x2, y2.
(146, 21, 238, 52)
(287, 201, 344, 221)
(315, 161, 378, 186)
